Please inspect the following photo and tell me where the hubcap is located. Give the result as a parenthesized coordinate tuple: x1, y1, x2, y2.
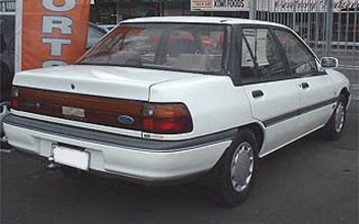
(334, 101, 345, 133)
(230, 142, 254, 192)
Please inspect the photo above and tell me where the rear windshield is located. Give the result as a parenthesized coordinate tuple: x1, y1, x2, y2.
(78, 23, 229, 74)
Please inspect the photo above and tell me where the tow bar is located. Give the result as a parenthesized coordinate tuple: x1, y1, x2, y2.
(46, 156, 63, 171)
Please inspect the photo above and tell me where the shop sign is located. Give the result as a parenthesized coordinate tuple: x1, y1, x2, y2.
(191, 0, 269, 11)
(191, 0, 247, 11)
(15, 0, 90, 72)
(0, 0, 15, 13)
(191, 0, 359, 12)
(272, 0, 359, 12)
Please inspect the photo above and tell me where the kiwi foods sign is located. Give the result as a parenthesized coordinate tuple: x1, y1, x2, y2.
(191, 0, 269, 11)
(191, 0, 359, 12)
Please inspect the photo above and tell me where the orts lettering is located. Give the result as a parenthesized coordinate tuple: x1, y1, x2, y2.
(20, 0, 90, 70)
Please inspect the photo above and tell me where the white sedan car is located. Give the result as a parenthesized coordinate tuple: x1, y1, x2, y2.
(3, 17, 351, 206)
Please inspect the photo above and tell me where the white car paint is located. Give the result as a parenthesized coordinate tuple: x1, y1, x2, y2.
(3, 16, 351, 184)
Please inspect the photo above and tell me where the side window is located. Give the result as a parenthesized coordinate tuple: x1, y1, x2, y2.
(240, 28, 288, 84)
(273, 29, 318, 76)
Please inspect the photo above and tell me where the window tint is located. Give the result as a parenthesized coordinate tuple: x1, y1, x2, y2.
(274, 29, 317, 76)
(240, 28, 288, 84)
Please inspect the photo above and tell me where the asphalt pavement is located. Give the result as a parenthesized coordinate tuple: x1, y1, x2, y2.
(1, 103, 358, 224)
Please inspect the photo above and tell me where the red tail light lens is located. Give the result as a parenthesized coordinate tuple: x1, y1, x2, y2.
(10, 87, 20, 109)
(142, 103, 193, 134)
(11, 87, 193, 135)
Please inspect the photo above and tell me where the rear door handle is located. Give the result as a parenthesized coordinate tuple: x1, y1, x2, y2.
(252, 90, 264, 98)
(301, 82, 309, 89)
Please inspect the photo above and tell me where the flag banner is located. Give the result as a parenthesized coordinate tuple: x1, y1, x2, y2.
(16, 0, 90, 72)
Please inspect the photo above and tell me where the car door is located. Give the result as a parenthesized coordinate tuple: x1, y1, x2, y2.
(238, 27, 302, 157)
(273, 29, 336, 135)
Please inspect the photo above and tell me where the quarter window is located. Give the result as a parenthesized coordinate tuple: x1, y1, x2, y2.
(240, 28, 288, 84)
(274, 29, 318, 76)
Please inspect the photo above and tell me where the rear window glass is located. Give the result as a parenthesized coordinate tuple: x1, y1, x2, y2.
(78, 23, 229, 74)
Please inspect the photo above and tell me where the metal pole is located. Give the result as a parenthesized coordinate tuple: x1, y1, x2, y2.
(325, 0, 334, 56)
(249, 0, 257, 20)
(352, 1, 358, 70)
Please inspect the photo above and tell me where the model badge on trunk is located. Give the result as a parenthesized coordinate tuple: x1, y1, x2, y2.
(118, 115, 135, 125)
(62, 106, 85, 118)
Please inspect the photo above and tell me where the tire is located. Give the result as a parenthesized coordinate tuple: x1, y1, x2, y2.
(0, 64, 12, 102)
(322, 94, 347, 141)
(210, 128, 259, 207)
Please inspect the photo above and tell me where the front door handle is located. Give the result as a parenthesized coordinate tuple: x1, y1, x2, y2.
(252, 90, 264, 98)
(301, 82, 310, 89)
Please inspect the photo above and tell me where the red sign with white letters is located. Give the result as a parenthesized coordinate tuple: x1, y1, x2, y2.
(20, 0, 90, 71)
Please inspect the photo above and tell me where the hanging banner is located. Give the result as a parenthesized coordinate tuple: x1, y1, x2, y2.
(15, 0, 90, 72)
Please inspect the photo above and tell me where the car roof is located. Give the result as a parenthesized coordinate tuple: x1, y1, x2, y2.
(121, 16, 288, 29)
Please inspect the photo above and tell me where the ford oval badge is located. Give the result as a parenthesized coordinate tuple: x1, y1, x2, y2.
(118, 115, 135, 125)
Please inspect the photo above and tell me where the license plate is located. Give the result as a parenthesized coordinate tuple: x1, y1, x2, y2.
(53, 145, 89, 170)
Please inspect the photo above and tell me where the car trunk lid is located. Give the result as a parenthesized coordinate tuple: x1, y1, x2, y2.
(11, 65, 198, 134)
(13, 65, 198, 101)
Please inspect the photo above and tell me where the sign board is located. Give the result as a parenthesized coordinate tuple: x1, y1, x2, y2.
(15, 0, 90, 72)
(191, 0, 269, 11)
(191, 0, 250, 11)
(191, 0, 359, 12)
(0, 0, 15, 14)
(272, 0, 359, 12)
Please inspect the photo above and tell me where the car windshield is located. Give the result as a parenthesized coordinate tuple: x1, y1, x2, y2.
(78, 23, 229, 74)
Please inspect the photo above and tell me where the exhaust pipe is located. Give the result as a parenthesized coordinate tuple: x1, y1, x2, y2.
(0, 135, 13, 153)
(1, 135, 7, 143)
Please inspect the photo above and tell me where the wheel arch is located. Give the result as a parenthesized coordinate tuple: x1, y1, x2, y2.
(237, 122, 265, 155)
(339, 87, 350, 105)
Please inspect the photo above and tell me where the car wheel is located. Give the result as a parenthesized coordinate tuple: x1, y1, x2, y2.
(0, 64, 12, 102)
(322, 94, 347, 141)
(211, 128, 258, 207)
(60, 166, 87, 179)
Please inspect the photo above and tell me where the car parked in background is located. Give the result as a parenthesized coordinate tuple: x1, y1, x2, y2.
(87, 23, 107, 49)
(98, 24, 116, 33)
(0, 14, 15, 102)
(3, 17, 350, 206)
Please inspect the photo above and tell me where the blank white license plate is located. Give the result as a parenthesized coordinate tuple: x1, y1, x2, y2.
(53, 145, 89, 170)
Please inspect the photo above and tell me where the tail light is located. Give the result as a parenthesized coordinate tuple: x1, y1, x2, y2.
(142, 103, 193, 134)
(10, 87, 20, 109)
(10, 87, 193, 135)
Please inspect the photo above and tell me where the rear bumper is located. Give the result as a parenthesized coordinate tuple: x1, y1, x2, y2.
(3, 114, 234, 182)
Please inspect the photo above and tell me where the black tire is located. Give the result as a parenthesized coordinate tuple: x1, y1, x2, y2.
(0, 64, 12, 102)
(322, 94, 347, 141)
(210, 128, 259, 207)
(60, 166, 87, 179)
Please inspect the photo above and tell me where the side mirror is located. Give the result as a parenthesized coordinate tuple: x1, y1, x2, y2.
(321, 57, 338, 68)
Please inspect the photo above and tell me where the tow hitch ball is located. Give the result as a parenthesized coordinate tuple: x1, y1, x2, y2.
(46, 156, 62, 171)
